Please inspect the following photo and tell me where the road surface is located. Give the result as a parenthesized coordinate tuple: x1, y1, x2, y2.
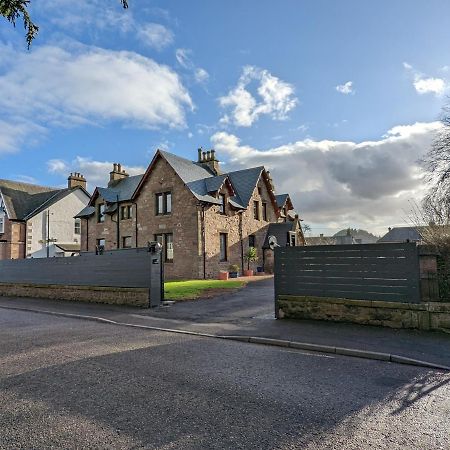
(0, 308, 449, 449)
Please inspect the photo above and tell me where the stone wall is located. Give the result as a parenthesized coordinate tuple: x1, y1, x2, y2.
(0, 283, 149, 307)
(202, 173, 276, 278)
(276, 295, 450, 331)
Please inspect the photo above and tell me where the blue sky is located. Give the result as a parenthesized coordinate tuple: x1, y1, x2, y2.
(1, 0, 449, 235)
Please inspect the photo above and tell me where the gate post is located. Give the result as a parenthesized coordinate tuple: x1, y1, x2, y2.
(148, 242, 163, 308)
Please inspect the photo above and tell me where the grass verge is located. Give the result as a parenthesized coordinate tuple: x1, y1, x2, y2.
(164, 279, 246, 301)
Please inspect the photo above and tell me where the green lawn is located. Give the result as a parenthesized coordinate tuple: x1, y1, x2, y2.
(164, 279, 246, 301)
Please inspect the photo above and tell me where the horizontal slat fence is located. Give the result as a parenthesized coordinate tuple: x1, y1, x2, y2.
(275, 243, 422, 303)
(0, 248, 153, 289)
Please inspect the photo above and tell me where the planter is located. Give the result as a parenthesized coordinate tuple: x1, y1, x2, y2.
(243, 269, 254, 277)
(229, 272, 239, 278)
(218, 271, 229, 281)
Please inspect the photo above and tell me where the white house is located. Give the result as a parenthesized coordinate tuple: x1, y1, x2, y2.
(0, 173, 90, 259)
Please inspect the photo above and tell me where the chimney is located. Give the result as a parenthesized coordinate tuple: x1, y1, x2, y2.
(109, 162, 129, 186)
(68, 172, 87, 190)
(197, 148, 221, 175)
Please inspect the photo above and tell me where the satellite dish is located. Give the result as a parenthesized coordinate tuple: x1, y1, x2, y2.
(268, 235, 279, 250)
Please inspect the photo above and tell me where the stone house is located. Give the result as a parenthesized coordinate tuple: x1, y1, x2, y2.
(0, 175, 90, 260)
(76, 149, 304, 279)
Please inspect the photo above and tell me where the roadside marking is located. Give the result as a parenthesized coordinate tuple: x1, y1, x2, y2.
(0, 304, 448, 372)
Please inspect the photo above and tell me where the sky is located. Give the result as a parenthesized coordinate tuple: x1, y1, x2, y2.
(1, 0, 449, 236)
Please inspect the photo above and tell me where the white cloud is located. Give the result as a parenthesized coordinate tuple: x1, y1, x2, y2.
(0, 43, 193, 133)
(219, 66, 297, 127)
(195, 68, 210, 83)
(413, 77, 446, 95)
(211, 122, 441, 234)
(175, 48, 209, 84)
(403, 62, 447, 96)
(47, 159, 69, 174)
(0, 119, 45, 154)
(48, 156, 145, 187)
(137, 23, 174, 50)
(335, 81, 354, 95)
(38, 0, 135, 34)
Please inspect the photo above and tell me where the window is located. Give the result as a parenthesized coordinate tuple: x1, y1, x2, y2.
(219, 233, 228, 262)
(156, 192, 172, 215)
(258, 187, 262, 196)
(121, 205, 133, 220)
(262, 202, 268, 221)
(74, 218, 81, 235)
(0, 211, 5, 234)
(253, 201, 260, 220)
(289, 232, 296, 247)
(154, 233, 174, 262)
(122, 236, 132, 248)
(219, 193, 226, 214)
(249, 235, 256, 248)
(97, 203, 105, 223)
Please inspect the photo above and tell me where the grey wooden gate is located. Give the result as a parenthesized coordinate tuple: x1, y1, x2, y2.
(275, 243, 422, 303)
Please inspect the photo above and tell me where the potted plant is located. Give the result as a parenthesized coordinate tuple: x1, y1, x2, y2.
(218, 270, 229, 281)
(228, 264, 240, 278)
(244, 247, 258, 276)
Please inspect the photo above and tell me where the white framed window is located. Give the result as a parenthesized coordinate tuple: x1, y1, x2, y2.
(0, 210, 5, 234)
(74, 218, 81, 235)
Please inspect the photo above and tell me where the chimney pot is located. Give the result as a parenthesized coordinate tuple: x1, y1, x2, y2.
(211, 149, 216, 160)
(198, 148, 203, 162)
(68, 172, 87, 190)
(206, 150, 211, 161)
(202, 151, 207, 161)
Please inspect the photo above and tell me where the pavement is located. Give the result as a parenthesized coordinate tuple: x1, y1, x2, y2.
(1, 277, 450, 368)
(1, 308, 449, 449)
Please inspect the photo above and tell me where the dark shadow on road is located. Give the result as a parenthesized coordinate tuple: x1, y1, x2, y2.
(1, 317, 449, 449)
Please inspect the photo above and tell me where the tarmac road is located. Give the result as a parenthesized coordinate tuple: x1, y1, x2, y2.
(0, 308, 449, 449)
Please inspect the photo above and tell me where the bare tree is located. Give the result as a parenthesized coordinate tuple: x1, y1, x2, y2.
(422, 103, 450, 221)
(0, 0, 129, 48)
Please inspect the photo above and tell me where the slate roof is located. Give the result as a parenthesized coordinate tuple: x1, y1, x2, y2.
(160, 150, 214, 183)
(227, 166, 264, 208)
(98, 174, 144, 203)
(75, 206, 96, 219)
(0, 179, 81, 221)
(377, 227, 423, 243)
(87, 151, 276, 212)
(205, 174, 228, 194)
(263, 222, 297, 249)
(275, 194, 289, 208)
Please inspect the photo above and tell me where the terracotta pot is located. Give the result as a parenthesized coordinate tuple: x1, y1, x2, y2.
(243, 269, 254, 277)
(218, 271, 229, 280)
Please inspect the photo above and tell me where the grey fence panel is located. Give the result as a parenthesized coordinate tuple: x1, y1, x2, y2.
(275, 243, 421, 303)
(0, 248, 153, 289)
